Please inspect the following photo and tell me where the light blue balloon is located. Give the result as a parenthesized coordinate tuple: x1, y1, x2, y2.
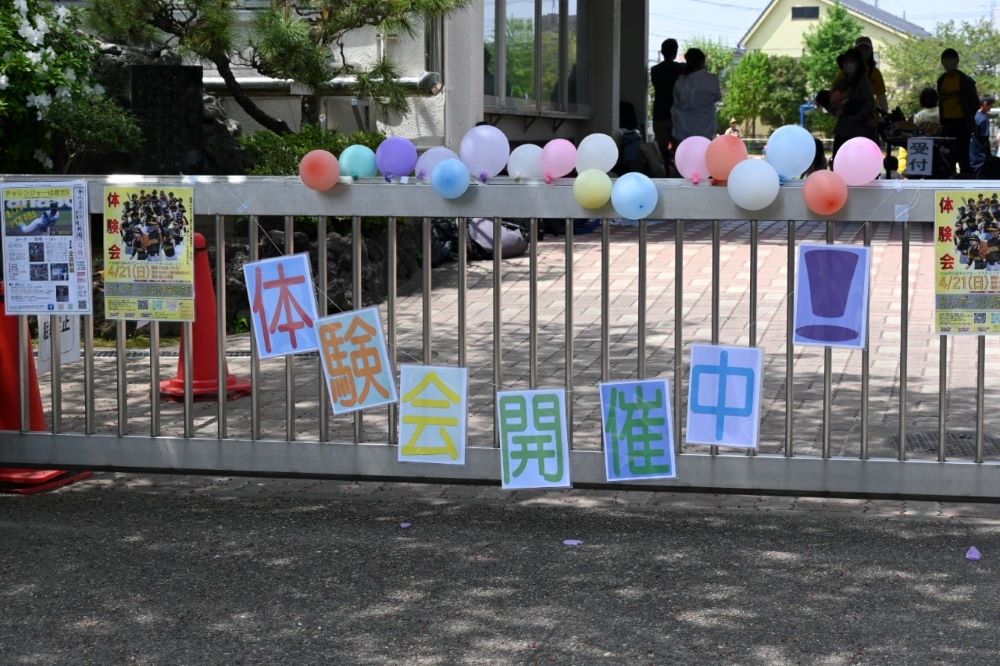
(339, 144, 378, 178)
(611, 172, 658, 220)
(430, 159, 471, 199)
(764, 125, 816, 181)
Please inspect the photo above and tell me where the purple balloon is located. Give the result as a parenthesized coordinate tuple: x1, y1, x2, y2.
(375, 137, 418, 179)
(460, 125, 510, 182)
(415, 146, 459, 180)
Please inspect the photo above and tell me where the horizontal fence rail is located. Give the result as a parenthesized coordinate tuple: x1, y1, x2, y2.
(0, 175, 996, 500)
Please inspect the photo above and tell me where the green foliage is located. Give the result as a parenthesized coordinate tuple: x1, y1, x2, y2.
(682, 37, 736, 80)
(239, 125, 385, 175)
(722, 51, 770, 136)
(884, 19, 1000, 113)
(505, 17, 533, 100)
(355, 57, 408, 120)
(46, 95, 142, 172)
(760, 55, 808, 128)
(800, 3, 862, 135)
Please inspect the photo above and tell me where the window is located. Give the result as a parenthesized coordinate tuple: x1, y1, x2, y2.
(791, 6, 820, 20)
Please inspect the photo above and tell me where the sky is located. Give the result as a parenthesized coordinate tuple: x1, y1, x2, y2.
(648, 0, 997, 62)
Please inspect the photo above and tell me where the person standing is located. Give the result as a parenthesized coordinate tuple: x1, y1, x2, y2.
(671, 48, 722, 144)
(937, 48, 980, 177)
(970, 94, 1000, 178)
(650, 39, 685, 168)
(830, 49, 876, 159)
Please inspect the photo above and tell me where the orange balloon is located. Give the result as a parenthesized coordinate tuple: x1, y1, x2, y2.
(705, 135, 748, 182)
(299, 149, 341, 191)
(803, 170, 848, 216)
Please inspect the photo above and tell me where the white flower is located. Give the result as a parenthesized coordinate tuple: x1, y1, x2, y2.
(33, 148, 47, 163)
(55, 6, 70, 22)
(92, 83, 105, 95)
(25, 50, 43, 65)
(26, 92, 51, 109)
(43, 156, 53, 170)
(63, 67, 76, 82)
(34, 15, 49, 37)
(18, 23, 44, 47)
(42, 47, 56, 61)
(14, 0, 28, 15)
(55, 85, 70, 98)
(0, 74, 8, 91)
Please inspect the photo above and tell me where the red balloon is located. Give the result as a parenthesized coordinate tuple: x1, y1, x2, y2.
(803, 170, 849, 215)
(705, 135, 748, 183)
(299, 150, 341, 191)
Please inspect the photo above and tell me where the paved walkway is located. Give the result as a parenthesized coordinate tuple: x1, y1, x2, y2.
(2, 474, 1000, 664)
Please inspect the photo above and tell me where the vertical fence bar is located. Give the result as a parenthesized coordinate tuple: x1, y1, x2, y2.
(387, 217, 397, 444)
(493, 217, 503, 447)
(638, 219, 647, 380)
(711, 220, 720, 456)
(249, 217, 261, 440)
(457, 219, 467, 367)
(674, 220, 684, 453)
(976, 336, 986, 463)
(422, 217, 432, 364)
(601, 219, 610, 383)
(150, 322, 160, 437)
(49, 315, 61, 433)
(898, 220, 910, 461)
(785, 221, 795, 457)
(861, 222, 871, 460)
(183, 320, 194, 438)
(747, 220, 758, 457)
(938, 336, 947, 462)
(215, 215, 227, 440)
(318, 215, 329, 442)
(352, 215, 363, 443)
(529, 218, 538, 389)
(565, 219, 575, 436)
(84, 314, 95, 435)
(18, 316, 29, 433)
(116, 320, 127, 437)
(285, 215, 296, 442)
(822, 221, 833, 460)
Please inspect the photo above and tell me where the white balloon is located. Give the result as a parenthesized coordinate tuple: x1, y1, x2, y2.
(575, 133, 619, 173)
(726, 159, 780, 211)
(507, 144, 545, 180)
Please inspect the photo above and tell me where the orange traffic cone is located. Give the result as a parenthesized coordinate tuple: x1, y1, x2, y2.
(0, 285, 91, 494)
(160, 232, 251, 401)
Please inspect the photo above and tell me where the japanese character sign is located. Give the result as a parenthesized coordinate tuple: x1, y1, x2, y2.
(398, 365, 468, 465)
(599, 378, 675, 482)
(317, 306, 397, 414)
(793, 244, 871, 349)
(906, 138, 933, 177)
(685, 345, 764, 449)
(243, 254, 320, 359)
(497, 388, 571, 490)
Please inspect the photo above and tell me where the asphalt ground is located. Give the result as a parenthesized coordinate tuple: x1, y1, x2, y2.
(2, 475, 1000, 665)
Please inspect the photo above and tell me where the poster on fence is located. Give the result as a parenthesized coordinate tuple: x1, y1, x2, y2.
(37, 315, 81, 375)
(316, 306, 397, 414)
(793, 244, 871, 349)
(497, 388, 571, 490)
(685, 345, 763, 449)
(934, 190, 1000, 334)
(244, 254, 321, 359)
(398, 365, 468, 465)
(103, 186, 194, 321)
(1, 181, 91, 315)
(599, 378, 675, 482)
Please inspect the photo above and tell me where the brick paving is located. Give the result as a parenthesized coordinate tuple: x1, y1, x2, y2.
(42, 220, 995, 461)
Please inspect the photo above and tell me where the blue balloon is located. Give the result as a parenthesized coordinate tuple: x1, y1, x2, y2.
(764, 125, 816, 181)
(430, 159, 471, 199)
(611, 172, 658, 220)
(339, 144, 378, 178)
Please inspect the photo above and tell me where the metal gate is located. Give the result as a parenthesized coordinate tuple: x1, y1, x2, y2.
(1, 176, 998, 499)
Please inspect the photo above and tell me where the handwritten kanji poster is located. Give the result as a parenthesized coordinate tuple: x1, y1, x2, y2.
(1, 181, 91, 314)
(793, 244, 871, 349)
(317, 306, 397, 414)
(599, 378, 675, 482)
(497, 388, 571, 490)
(103, 186, 194, 321)
(685, 345, 763, 449)
(398, 365, 468, 465)
(243, 254, 320, 358)
(934, 190, 1000, 334)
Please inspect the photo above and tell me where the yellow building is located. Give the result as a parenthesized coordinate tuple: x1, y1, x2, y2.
(739, 0, 930, 71)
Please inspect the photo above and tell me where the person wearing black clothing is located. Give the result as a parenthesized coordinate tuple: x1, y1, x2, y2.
(650, 38, 685, 169)
(830, 49, 877, 160)
(970, 94, 1000, 178)
(937, 48, 980, 177)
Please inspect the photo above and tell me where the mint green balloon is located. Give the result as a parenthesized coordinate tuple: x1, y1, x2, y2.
(339, 145, 378, 178)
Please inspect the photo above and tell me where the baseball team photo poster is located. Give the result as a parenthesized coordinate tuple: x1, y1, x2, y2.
(1, 181, 92, 315)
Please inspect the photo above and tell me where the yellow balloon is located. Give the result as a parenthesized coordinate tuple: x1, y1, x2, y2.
(573, 169, 613, 209)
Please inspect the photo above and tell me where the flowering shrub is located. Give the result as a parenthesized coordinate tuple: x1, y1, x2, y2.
(0, 0, 110, 171)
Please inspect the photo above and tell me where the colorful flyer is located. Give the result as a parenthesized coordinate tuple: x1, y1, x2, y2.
(600, 378, 675, 482)
(316, 306, 397, 415)
(934, 190, 1000, 334)
(103, 186, 194, 321)
(793, 244, 871, 349)
(1, 181, 91, 314)
(497, 388, 571, 490)
(686, 345, 764, 449)
(244, 254, 320, 359)
(398, 365, 468, 465)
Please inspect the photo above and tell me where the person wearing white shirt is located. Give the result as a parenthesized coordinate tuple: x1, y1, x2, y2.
(671, 48, 722, 143)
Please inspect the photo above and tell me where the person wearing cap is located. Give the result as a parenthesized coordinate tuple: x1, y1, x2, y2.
(832, 37, 886, 113)
(724, 118, 741, 138)
(937, 48, 980, 176)
(970, 94, 1000, 177)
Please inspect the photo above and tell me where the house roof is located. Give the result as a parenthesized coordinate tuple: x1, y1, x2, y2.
(739, 0, 931, 49)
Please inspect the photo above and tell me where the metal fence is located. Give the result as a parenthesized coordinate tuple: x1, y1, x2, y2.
(1, 175, 997, 499)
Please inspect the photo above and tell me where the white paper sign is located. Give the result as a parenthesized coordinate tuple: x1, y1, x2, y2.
(37, 315, 81, 375)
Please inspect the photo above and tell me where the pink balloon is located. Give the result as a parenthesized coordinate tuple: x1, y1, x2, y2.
(832, 137, 883, 186)
(674, 136, 711, 181)
(299, 150, 340, 191)
(541, 138, 577, 182)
